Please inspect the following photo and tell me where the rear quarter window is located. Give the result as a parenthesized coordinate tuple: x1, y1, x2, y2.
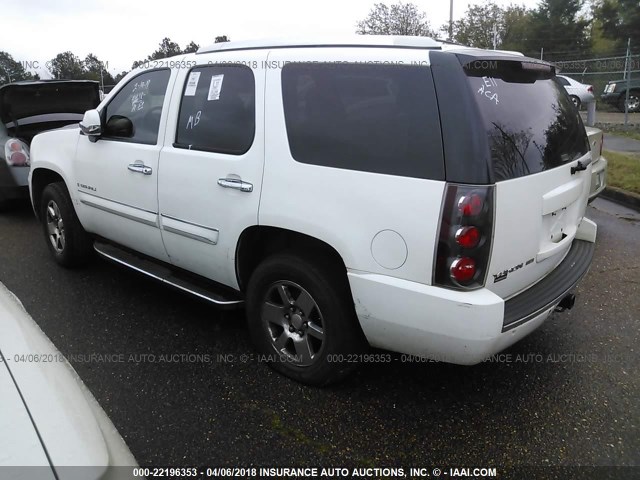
(281, 63, 444, 180)
(465, 61, 589, 182)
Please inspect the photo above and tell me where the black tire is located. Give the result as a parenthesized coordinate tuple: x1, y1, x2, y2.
(246, 253, 367, 386)
(570, 95, 581, 110)
(40, 182, 93, 268)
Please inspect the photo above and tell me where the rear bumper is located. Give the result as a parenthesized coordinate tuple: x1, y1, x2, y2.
(502, 239, 595, 331)
(0, 185, 29, 202)
(578, 92, 595, 104)
(0, 161, 29, 201)
(349, 238, 595, 365)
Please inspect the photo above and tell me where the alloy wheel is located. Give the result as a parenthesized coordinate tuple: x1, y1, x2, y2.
(260, 281, 325, 366)
(46, 200, 65, 254)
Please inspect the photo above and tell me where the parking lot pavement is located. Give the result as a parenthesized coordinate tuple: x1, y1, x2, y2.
(603, 134, 640, 153)
(0, 199, 638, 470)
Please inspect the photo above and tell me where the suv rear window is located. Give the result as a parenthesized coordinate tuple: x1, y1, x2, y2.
(282, 63, 444, 180)
(464, 61, 589, 182)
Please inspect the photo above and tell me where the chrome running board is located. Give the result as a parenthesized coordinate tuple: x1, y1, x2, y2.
(94, 241, 244, 308)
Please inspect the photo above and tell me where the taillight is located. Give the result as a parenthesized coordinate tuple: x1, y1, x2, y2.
(4, 139, 30, 166)
(587, 85, 593, 94)
(455, 226, 481, 249)
(434, 184, 494, 289)
(457, 193, 484, 217)
(450, 257, 476, 283)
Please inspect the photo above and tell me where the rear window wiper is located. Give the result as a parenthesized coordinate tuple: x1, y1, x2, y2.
(571, 160, 589, 174)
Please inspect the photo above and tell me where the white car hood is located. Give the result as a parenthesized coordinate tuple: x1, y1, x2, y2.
(0, 360, 55, 479)
(0, 283, 137, 479)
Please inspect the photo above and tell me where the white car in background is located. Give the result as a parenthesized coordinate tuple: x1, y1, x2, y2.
(0, 282, 138, 480)
(557, 75, 595, 109)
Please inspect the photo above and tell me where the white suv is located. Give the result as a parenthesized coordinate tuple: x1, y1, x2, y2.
(29, 36, 597, 385)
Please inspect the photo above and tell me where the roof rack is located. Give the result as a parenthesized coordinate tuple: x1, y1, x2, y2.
(197, 35, 442, 54)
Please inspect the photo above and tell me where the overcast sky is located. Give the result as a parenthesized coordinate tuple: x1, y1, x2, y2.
(2, 0, 540, 78)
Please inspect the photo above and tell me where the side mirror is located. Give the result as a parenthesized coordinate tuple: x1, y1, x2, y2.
(79, 109, 102, 143)
(104, 115, 134, 138)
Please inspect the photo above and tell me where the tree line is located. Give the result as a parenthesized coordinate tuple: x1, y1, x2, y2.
(357, 0, 638, 60)
(0, 35, 229, 87)
(1, 0, 637, 86)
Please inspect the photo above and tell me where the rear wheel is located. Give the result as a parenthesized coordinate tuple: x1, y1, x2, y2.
(40, 182, 93, 268)
(570, 95, 581, 110)
(246, 253, 366, 385)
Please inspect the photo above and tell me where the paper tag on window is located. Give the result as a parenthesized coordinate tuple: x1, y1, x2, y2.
(207, 74, 224, 101)
(184, 71, 201, 96)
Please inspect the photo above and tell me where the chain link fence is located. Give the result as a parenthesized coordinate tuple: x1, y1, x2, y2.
(552, 52, 639, 110)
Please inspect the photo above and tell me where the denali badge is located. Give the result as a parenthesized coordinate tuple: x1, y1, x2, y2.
(493, 271, 508, 283)
(77, 182, 96, 192)
(493, 258, 535, 283)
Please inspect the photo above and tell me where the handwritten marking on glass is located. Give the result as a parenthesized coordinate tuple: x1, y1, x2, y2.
(131, 79, 151, 112)
(186, 110, 202, 130)
(477, 77, 499, 105)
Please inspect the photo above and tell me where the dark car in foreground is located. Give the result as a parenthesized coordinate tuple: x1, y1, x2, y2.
(601, 78, 640, 113)
(0, 80, 100, 209)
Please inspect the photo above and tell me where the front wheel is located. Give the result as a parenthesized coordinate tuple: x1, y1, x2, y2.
(618, 92, 640, 113)
(246, 254, 366, 385)
(40, 182, 93, 268)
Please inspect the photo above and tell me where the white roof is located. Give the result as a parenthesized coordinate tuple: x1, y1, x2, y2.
(198, 35, 442, 54)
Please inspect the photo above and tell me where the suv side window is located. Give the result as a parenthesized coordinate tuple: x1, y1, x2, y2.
(281, 63, 444, 180)
(175, 65, 255, 155)
(103, 69, 171, 145)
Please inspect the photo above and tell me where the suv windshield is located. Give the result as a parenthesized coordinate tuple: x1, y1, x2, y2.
(464, 60, 589, 182)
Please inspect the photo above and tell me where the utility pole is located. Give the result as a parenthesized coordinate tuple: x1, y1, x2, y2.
(449, 0, 453, 40)
(624, 38, 631, 126)
(623, 37, 630, 80)
(540, 47, 544, 60)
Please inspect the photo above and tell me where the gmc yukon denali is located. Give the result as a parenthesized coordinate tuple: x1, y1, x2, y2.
(29, 36, 597, 385)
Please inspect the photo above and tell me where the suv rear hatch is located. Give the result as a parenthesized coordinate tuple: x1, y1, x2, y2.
(431, 52, 592, 300)
(0, 80, 100, 145)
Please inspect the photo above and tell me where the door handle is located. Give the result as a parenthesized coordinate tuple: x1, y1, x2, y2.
(128, 162, 153, 175)
(217, 177, 253, 192)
